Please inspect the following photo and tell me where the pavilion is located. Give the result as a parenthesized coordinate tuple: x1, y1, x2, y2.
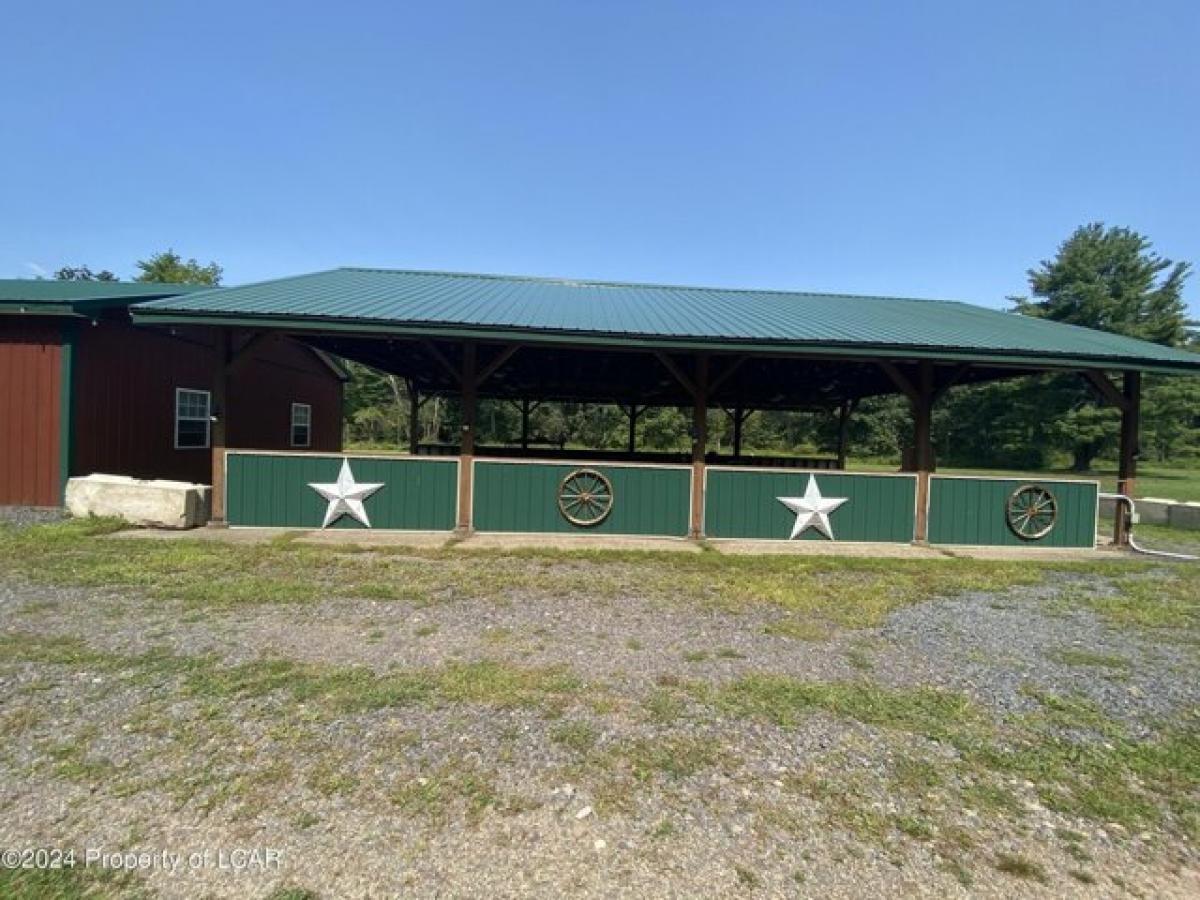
(130, 268, 1200, 549)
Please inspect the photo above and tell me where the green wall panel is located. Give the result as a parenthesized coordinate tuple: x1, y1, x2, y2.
(226, 453, 457, 530)
(473, 461, 691, 536)
(927, 477, 1098, 548)
(704, 469, 916, 542)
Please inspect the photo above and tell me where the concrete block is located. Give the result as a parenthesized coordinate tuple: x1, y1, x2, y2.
(1135, 498, 1172, 526)
(65, 474, 211, 529)
(1167, 502, 1200, 531)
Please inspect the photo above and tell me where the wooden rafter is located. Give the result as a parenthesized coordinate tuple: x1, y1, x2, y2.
(420, 340, 462, 384)
(653, 351, 699, 399)
(1081, 370, 1130, 412)
(476, 344, 520, 387)
(876, 360, 919, 403)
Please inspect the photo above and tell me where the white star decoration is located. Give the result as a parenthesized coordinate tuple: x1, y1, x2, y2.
(308, 459, 385, 528)
(777, 476, 849, 540)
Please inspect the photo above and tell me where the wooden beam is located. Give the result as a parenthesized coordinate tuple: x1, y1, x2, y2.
(912, 361, 935, 543)
(931, 363, 971, 403)
(689, 355, 709, 539)
(1114, 370, 1141, 546)
(835, 398, 859, 470)
(708, 355, 747, 396)
(475, 344, 520, 387)
(408, 383, 420, 455)
(624, 404, 644, 454)
(877, 360, 920, 403)
(1081, 370, 1130, 412)
(208, 328, 231, 527)
(226, 331, 275, 376)
(654, 351, 699, 399)
(421, 339, 462, 385)
(456, 342, 477, 533)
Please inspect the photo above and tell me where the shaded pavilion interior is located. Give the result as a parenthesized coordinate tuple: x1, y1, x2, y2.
(129, 267, 1200, 544)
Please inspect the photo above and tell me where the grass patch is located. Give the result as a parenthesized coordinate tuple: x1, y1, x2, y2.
(550, 720, 600, 754)
(616, 736, 722, 782)
(993, 853, 1047, 882)
(0, 517, 1127, 625)
(0, 633, 584, 716)
(0, 865, 145, 899)
(389, 763, 530, 824)
(1047, 647, 1131, 670)
(716, 674, 977, 738)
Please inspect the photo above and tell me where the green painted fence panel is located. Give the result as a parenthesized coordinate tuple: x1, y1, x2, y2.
(704, 469, 917, 542)
(927, 476, 1098, 548)
(226, 453, 458, 530)
(473, 461, 691, 536)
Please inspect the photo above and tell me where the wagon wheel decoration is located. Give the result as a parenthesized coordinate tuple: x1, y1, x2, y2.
(1006, 484, 1058, 541)
(557, 468, 614, 527)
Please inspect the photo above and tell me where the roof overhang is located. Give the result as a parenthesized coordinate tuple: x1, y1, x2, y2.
(129, 308, 1200, 377)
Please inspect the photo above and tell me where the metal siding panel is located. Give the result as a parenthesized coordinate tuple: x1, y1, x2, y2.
(226, 454, 457, 530)
(0, 322, 61, 506)
(927, 477, 1098, 548)
(704, 470, 916, 542)
(472, 461, 690, 536)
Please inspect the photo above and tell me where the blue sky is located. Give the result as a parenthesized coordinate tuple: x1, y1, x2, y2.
(1, 1, 1196, 313)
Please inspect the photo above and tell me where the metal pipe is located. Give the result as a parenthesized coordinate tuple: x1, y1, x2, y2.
(1099, 493, 1198, 561)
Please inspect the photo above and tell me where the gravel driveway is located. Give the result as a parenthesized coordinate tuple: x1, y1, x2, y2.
(1, 535, 1197, 898)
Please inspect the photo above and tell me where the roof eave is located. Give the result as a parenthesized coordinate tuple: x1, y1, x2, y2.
(129, 308, 1200, 376)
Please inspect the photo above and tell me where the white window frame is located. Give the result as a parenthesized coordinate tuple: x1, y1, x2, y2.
(290, 402, 313, 448)
(175, 388, 212, 450)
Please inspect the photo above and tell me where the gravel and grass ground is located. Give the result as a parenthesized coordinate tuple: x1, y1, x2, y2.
(0, 517, 1197, 898)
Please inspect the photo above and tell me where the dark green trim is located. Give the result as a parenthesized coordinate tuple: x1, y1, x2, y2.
(0, 304, 86, 317)
(129, 310, 1200, 375)
(58, 322, 77, 503)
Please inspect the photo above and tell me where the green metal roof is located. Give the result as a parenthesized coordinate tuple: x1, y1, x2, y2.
(0, 279, 206, 315)
(132, 267, 1200, 373)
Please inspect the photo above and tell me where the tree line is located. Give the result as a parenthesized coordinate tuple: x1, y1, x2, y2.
(344, 224, 1200, 469)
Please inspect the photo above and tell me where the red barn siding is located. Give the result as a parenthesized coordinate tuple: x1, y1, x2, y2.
(72, 320, 342, 485)
(0, 321, 62, 506)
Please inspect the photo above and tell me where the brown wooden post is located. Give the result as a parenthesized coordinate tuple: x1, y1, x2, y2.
(689, 355, 709, 539)
(208, 328, 231, 527)
(732, 405, 744, 459)
(913, 361, 935, 543)
(626, 404, 640, 454)
(520, 400, 531, 451)
(835, 399, 854, 470)
(456, 342, 477, 534)
(1114, 370, 1141, 546)
(408, 383, 420, 455)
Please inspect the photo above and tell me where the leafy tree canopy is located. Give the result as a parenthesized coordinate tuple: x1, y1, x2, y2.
(54, 265, 118, 282)
(1015, 222, 1190, 346)
(134, 250, 222, 286)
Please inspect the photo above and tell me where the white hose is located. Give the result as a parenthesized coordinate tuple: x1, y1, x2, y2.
(1100, 493, 1199, 561)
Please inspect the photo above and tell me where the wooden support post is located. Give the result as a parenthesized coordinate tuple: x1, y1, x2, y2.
(408, 383, 420, 456)
(626, 404, 642, 454)
(835, 399, 858, 470)
(732, 405, 744, 459)
(1114, 370, 1141, 546)
(456, 342, 477, 534)
(208, 329, 231, 527)
(520, 399, 532, 451)
(690, 355, 709, 539)
(912, 361, 935, 543)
